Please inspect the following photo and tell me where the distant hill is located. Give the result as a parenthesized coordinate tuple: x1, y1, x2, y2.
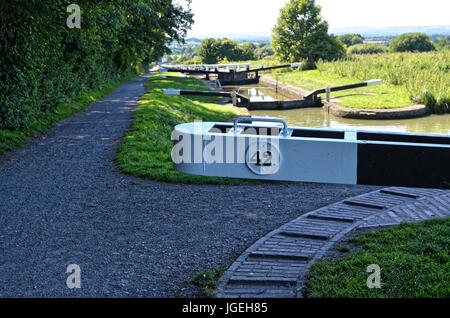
(329, 25, 450, 37)
(185, 37, 202, 43)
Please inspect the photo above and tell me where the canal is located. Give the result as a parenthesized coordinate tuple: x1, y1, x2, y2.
(224, 85, 450, 135)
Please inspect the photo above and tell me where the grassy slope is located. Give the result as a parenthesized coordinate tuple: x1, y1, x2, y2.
(115, 74, 248, 184)
(307, 219, 450, 298)
(0, 75, 135, 155)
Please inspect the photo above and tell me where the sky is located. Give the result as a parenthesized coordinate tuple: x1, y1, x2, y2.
(184, 0, 450, 38)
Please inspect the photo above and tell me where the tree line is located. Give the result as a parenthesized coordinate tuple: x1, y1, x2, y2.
(196, 38, 276, 64)
(166, 40, 274, 64)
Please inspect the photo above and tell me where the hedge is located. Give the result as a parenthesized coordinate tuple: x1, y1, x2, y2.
(0, 1, 193, 130)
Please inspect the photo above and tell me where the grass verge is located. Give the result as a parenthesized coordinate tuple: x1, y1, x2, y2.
(306, 219, 450, 298)
(0, 74, 136, 155)
(115, 74, 249, 184)
(192, 268, 225, 297)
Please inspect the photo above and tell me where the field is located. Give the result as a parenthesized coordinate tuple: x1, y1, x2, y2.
(244, 50, 450, 112)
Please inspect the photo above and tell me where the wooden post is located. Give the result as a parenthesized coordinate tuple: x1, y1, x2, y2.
(276, 79, 278, 96)
(275, 74, 285, 98)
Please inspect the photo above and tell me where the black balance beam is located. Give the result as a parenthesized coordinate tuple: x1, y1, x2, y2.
(304, 79, 382, 100)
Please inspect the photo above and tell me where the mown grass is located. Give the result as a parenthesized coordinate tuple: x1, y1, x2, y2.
(115, 74, 249, 184)
(0, 74, 136, 155)
(307, 219, 450, 298)
(279, 69, 412, 109)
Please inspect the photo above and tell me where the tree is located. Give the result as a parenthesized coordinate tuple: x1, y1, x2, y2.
(389, 33, 435, 52)
(216, 39, 241, 61)
(198, 38, 256, 63)
(198, 38, 220, 64)
(239, 43, 257, 60)
(338, 33, 364, 46)
(255, 45, 275, 59)
(271, 0, 346, 68)
(434, 38, 450, 50)
(348, 43, 388, 55)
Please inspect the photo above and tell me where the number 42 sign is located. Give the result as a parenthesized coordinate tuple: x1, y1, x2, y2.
(245, 141, 280, 176)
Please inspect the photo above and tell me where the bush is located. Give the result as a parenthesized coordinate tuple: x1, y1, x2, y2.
(338, 33, 364, 47)
(348, 43, 388, 55)
(434, 38, 450, 51)
(389, 33, 435, 53)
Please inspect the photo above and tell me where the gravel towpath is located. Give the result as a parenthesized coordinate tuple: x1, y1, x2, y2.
(0, 74, 377, 297)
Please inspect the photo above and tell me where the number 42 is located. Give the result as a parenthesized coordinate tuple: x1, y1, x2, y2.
(250, 151, 273, 166)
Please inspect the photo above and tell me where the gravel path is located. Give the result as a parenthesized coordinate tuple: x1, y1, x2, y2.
(0, 74, 377, 297)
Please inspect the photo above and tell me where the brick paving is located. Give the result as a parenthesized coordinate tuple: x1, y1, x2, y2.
(216, 187, 450, 298)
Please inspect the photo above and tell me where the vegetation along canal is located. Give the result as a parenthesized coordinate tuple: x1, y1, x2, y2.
(224, 85, 450, 135)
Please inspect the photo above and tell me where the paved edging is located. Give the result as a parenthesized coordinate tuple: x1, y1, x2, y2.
(216, 187, 450, 298)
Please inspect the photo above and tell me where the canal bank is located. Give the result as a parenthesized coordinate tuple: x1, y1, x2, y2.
(259, 75, 428, 120)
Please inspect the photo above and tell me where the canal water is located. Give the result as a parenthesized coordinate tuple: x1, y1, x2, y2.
(224, 86, 450, 135)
